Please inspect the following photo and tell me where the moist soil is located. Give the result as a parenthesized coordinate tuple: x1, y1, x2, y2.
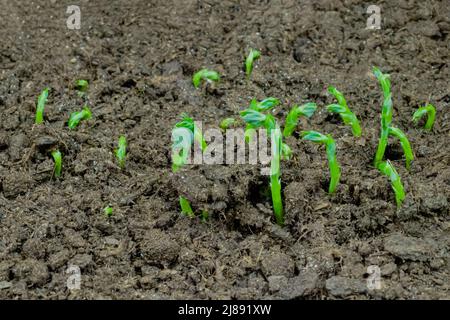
(0, 0, 449, 299)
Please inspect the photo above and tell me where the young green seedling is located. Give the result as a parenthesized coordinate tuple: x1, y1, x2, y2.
(179, 196, 195, 218)
(115, 136, 127, 169)
(373, 67, 414, 169)
(245, 48, 261, 78)
(283, 102, 317, 137)
(377, 160, 405, 207)
(245, 98, 280, 143)
(172, 114, 207, 217)
(192, 69, 220, 88)
(327, 86, 361, 137)
(35, 88, 49, 124)
(219, 117, 236, 130)
(241, 107, 285, 225)
(75, 79, 89, 97)
(413, 104, 436, 130)
(301, 131, 341, 194)
(51, 150, 62, 177)
(68, 105, 92, 129)
(104, 206, 113, 217)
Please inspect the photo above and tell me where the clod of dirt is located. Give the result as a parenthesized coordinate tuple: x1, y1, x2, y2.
(8, 133, 29, 161)
(277, 270, 321, 299)
(69, 254, 93, 270)
(384, 233, 438, 261)
(1, 170, 34, 198)
(139, 229, 180, 266)
(260, 249, 294, 278)
(421, 194, 448, 215)
(325, 276, 367, 298)
(12, 259, 49, 286)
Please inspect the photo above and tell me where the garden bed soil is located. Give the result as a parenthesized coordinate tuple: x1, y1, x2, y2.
(0, 0, 449, 299)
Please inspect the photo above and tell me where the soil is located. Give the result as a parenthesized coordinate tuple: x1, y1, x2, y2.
(0, 0, 449, 299)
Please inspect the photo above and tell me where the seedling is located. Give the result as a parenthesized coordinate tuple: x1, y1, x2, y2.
(51, 150, 62, 177)
(192, 69, 220, 88)
(35, 88, 49, 124)
(68, 106, 92, 129)
(220, 117, 236, 130)
(301, 131, 341, 194)
(245, 98, 280, 143)
(245, 48, 261, 78)
(283, 102, 317, 137)
(240, 107, 285, 225)
(115, 135, 127, 169)
(104, 206, 113, 217)
(377, 160, 405, 207)
(413, 104, 436, 130)
(75, 79, 89, 97)
(172, 114, 208, 217)
(373, 67, 413, 169)
(179, 196, 194, 218)
(327, 86, 361, 137)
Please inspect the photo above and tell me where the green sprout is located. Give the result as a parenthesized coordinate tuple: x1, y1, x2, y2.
(219, 117, 236, 130)
(75, 79, 89, 97)
(35, 88, 49, 124)
(179, 196, 194, 218)
(104, 206, 113, 217)
(172, 114, 208, 217)
(377, 160, 405, 207)
(240, 107, 285, 225)
(283, 102, 317, 137)
(245, 48, 261, 78)
(327, 86, 361, 137)
(373, 67, 413, 170)
(301, 131, 341, 194)
(115, 136, 127, 169)
(245, 98, 280, 143)
(68, 105, 92, 129)
(192, 69, 220, 88)
(412, 104, 436, 130)
(51, 150, 62, 178)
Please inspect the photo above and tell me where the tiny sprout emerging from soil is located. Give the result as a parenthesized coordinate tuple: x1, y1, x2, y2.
(283, 102, 317, 137)
(327, 86, 361, 137)
(245, 48, 261, 78)
(115, 135, 127, 169)
(240, 107, 285, 225)
(377, 160, 405, 207)
(75, 79, 89, 97)
(413, 104, 436, 130)
(35, 88, 49, 124)
(104, 206, 113, 217)
(373, 67, 413, 170)
(68, 106, 92, 129)
(301, 131, 341, 194)
(220, 117, 236, 130)
(192, 69, 220, 88)
(245, 98, 280, 142)
(180, 196, 194, 218)
(51, 150, 62, 177)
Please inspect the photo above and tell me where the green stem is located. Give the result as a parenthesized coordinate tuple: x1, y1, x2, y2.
(179, 196, 194, 218)
(51, 150, 62, 177)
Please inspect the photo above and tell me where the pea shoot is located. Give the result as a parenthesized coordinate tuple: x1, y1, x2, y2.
(412, 104, 436, 130)
(373, 67, 414, 170)
(68, 106, 92, 129)
(283, 102, 317, 137)
(35, 88, 49, 124)
(377, 160, 405, 207)
(327, 86, 361, 137)
(192, 69, 220, 89)
(245, 48, 261, 78)
(51, 150, 62, 178)
(301, 131, 341, 194)
(115, 136, 127, 169)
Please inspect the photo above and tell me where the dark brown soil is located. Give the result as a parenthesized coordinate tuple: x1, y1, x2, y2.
(0, 0, 449, 299)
